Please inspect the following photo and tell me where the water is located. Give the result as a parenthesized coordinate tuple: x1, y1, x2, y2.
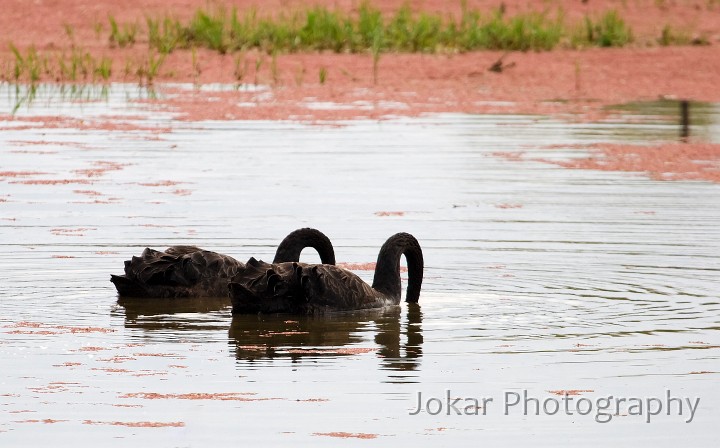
(1, 84, 719, 446)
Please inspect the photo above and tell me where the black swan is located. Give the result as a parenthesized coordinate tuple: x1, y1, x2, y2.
(228, 232, 423, 314)
(110, 228, 336, 298)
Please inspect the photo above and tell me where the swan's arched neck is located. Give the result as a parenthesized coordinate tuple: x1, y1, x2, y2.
(372, 233, 424, 303)
(273, 228, 336, 265)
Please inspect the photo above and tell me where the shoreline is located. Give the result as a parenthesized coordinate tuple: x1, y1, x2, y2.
(1, 0, 719, 183)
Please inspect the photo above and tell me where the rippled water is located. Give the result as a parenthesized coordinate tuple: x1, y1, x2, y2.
(1, 84, 718, 446)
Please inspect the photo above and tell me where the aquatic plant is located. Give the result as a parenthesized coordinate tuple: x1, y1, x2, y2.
(94, 57, 113, 81)
(573, 10, 633, 48)
(105, 4, 641, 55)
(10, 44, 42, 83)
(108, 15, 138, 48)
(233, 52, 248, 83)
(658, 25, 709, 46)
(135, 51, 166, 85)
(147, 16, 183, 54)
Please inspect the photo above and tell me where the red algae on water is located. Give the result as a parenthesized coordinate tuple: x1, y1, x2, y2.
(285, 347, 375, 355)
(131, 370, 169, 377)
(76, 346, 110, 352)
(119, 392, 277, 402)
(91, 367, 133, 373)
(27, 382, 86, 394)
(50, 227, 95, 236)
(97, 356, 137, 363)
(4, 322, 114, 334)
(14, 419, 68, 424)
(137, 180, 188, 187)
(313, 432, 379, 439)
(132, 352, 186, 358)
(538, 143, 720, 183)
(53, 362, 83, 367)
(73, 190, 104, 196)
(83, 420, 185, 428)
(260, 331, 310, 336)
(236, 345, 268, 351)
(9, 150, 59, 154)
(11, 179, 93, 185)
(7, 330, 61, 335)
(8, 140, 91, 148)
(0, 171, 50, 177)
(73, 161, 130, 177)
(548, 390, 595, 396)
(337, 262, 408, 273)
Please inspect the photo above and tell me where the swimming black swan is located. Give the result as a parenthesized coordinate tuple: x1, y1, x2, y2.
(110, 228, 336, 298)
(228, 232, 423, 314)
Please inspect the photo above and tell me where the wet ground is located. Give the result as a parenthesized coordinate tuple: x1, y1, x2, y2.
(1, 84, 719, 446)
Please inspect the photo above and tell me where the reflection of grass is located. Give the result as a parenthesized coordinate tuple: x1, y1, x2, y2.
(4, 83, 158, 115)
(608, 99, 713, 126)
(604, 99, 715, 141)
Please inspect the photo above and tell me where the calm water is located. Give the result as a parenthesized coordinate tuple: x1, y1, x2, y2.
(1, 84, 719, 446)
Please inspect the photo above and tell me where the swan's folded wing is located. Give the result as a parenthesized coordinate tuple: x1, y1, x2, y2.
(111, 247, 244, 298)
(229, 259, 308, 313)
(229, 261, 384, 313)
(298, 265, 380, 310)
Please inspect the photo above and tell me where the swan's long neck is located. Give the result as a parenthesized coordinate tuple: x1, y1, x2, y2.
(273, 228, 336, 265)
(372, 233, 424, 302)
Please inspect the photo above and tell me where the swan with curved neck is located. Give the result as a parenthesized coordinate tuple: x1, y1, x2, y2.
(229, 232, 423, 313)
(110, 228, 336, 299)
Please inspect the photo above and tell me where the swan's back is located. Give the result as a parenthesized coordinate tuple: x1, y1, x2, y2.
(229, 259, 391, 314)
(110, 228, 336, 300)
(111, 247, 245, 298)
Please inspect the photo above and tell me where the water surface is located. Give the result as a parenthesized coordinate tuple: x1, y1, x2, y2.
(1, 84, 719, 446)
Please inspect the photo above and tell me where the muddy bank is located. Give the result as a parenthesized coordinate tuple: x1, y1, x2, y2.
(1, 1, 720, 183)
(2, 0, 720, 120)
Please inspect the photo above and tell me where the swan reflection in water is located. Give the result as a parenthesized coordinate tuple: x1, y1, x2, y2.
(229, 304, 423, 371)
(115, 298, 423, 371)
(117, 295, 231, 321)
(113, 297, 423, 370)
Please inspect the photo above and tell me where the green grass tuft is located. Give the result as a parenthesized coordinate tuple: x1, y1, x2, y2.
(574, 10, 633, 48)
(108, 15, 138, 48)
(134, 4, 629, 56)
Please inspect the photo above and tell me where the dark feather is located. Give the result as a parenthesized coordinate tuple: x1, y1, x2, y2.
(228, 233, 423, 314)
